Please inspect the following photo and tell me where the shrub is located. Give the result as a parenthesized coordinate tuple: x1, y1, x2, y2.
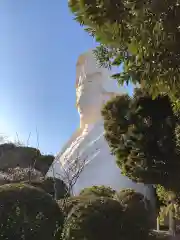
(156, 184, 180, 225)
(0, 183, 64, 240)
(62, 197, 125, 240)
(58, 195, 90, 217)
(79, 185, 116, 198)
(0, 143, 54, 175)
(114, 189, 152, 239)
(2, 167, 43, 182)
(156, 184, 180, 205)
(24, 177, 69, 200)
(35, 154, 55, 175)
(0, 143, 16, 155)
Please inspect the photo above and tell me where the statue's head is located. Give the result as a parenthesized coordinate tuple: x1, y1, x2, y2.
(75, 50, 124, 127)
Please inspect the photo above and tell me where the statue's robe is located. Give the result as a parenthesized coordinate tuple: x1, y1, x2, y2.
(47, 120, 153, 199)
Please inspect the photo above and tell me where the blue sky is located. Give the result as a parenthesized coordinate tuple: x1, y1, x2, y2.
(0, 1, 133, 155)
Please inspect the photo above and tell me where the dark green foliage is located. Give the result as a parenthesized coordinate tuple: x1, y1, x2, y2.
(102, 89, 180, 192)
(116, 189, 150, 208)
(156, 185, 173, 206)
(35, 155, 55, 175)
(115, 189, 153, 239)
(24, 177, 69, 200)
(156, 185, 180, 229)
(58, 195, 90, 217)
(156, 184, 180, 208)
(79, 185, 116, 198)
(153, 186, 164, 213)
(69, 0, 180, 104)
(0, 143, 16, 154)
(0, 143, 54, 175)
(62, 197, 125, 240)
(0, 183, 64, 240)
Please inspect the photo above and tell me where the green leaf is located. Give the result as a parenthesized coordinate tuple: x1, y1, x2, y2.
(128, 42, 138, 55)
(112, 55, 123, 66)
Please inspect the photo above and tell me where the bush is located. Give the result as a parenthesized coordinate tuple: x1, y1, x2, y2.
(0, 143, 16, 155)
(1, 167, 43, 182)
(24, 177, 69, 200)
(35, 154, 55, 175)
(58, 195, 90, 217)
(0, 183, 64, 240)
(62, 197, 125, 240)
(114, 189, 152, 239)
(0, 143, 54, 175)
(79, 185, 116, 198)
(156, 184, 180, 205)
(156, 184, 180, 225)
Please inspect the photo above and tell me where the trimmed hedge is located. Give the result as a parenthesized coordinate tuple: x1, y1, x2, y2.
(0, 143, 54, 175)
(58, 195, 91, 217)
(79, 185, 116, 198)
(0, 183, 64, 240)
(115, 189, 152, 239)
(62, 197, 125, 240)
(24, 177, 69, 200)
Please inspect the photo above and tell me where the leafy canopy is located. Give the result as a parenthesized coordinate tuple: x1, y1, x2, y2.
(69, 0, 180, 103)
(102, 89, 180, 191)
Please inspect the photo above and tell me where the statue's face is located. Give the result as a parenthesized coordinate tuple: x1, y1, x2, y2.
(76, 51, 101, 76)
(76, 52, 106, 118)
(76, 72, 103, 116)
(75, 51, 114, 124)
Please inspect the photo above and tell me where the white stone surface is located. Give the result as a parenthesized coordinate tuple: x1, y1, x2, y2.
(47, 50, 153, 200)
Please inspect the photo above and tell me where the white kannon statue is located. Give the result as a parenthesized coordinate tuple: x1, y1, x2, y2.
(47, 50, 153, 200)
